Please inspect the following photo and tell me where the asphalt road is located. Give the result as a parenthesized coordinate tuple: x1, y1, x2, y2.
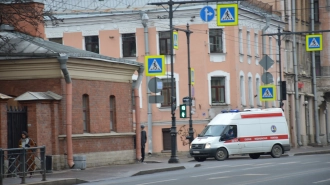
(83, 154, 330, 185)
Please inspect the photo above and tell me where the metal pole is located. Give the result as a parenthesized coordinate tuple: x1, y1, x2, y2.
(21, 148, 26, 184)
(292, 0, 302, 146)
(277, 26, 283, 107)
(311, 0, 321, 144)
(186, 24, 194, 144)
(262, 15, 270, 108)
(168, 0, 179, 163)
(41, 146, 46, 181)
(0, 149, 3, 185)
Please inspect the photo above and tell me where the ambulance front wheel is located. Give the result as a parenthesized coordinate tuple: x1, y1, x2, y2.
(270, 144, 283, 158)
(215, 148, 228, 161)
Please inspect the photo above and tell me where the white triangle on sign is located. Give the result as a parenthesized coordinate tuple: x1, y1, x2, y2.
(262, 88, 273, 98)
(221, 8, 234, 21)
(309, 38, 320, 47)
(149, 59, 162, 71)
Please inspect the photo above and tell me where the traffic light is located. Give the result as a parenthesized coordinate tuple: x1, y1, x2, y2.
(180, 104, 187, 118)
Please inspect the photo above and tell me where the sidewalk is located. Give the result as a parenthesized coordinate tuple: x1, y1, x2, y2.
(3, 145, 330, 185)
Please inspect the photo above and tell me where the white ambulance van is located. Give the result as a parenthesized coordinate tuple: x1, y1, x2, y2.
(189, 108, 290, 162)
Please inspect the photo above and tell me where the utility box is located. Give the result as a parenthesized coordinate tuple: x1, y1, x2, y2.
(73, 155, 86, 170)
(46, 155, 53, 173)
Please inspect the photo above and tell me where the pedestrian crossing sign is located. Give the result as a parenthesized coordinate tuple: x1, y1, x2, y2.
(217, 4, 238, 26)
(260, 85, 276, 101)
(145, 55, 165, 76)
(306, 34, 322, 51)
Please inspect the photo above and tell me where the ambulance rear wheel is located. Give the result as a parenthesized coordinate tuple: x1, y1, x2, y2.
(194, 157, 206, 162)
(215, 148, 228, 161)
(270, 144, 283, 158)
(249, 154, 260, 159)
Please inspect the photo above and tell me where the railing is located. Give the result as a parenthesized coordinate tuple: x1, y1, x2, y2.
(0, 146, 46, 185)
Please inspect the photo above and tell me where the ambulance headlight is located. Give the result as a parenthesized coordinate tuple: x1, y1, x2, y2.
(205, 143, 211, 149)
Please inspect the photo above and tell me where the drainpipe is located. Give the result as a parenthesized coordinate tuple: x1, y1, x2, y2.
(310, 0, 321, 144)
(262, 15, 270, 108)
(141, 12, 153, 155)
(58, 54, 75, 168)
(292, 0, 303, 146)
(134, 66, 144, 161)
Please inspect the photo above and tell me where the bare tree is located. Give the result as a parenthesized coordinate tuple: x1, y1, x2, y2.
(0, 0, 62, 54)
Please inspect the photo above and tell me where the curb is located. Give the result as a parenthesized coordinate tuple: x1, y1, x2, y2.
(293, 150, 330, 156)
(132, 166, 185, 176)
(25, 178, 87, 185)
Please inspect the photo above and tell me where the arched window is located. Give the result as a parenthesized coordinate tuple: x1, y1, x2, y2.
(248, 76, 254, 107)
(240, 71, 246, 106)
(82, 94, 90, 132)
(110, 95, 116, 132)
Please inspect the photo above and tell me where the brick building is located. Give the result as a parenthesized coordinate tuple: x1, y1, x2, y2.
(0, 30, 143, 170)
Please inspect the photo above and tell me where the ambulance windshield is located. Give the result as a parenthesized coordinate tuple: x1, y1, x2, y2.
(199, 125, 226, 137)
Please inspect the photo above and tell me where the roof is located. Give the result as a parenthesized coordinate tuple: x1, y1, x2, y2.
(0, 31, 143, 67)
(15, 91, 62, 101)
(0, 93, 12, 99)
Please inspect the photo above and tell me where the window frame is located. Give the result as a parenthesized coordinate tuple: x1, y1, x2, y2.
(82, 94, 90, 133)
(247, 31, 251, 55)
(85, 35, 99, 54)
(110, 95, 117, 132)
(159, 31, 171, 55)
(211, 77, 226, 103)
(122, 33, 136, 57)
(160, 78, 176, 107)
(49, 38, 63, 44)
(208, 70, 231, 105)
(209, 29, 223, 53)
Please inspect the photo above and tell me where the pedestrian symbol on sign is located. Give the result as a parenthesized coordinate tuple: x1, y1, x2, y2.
(309, 38, 319, 47)
(149, 59, 161, 71)
(221, 8, 234, 21)
(262, 88, 273, 98)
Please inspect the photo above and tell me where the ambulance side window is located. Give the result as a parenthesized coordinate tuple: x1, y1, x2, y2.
(227, 125, 237, 138)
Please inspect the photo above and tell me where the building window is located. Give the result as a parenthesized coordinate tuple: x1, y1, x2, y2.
(256, 77, 261, 106)
(269, 37, 272, 60)
(132, 80, 136, 110)
(82, 94, 90, 132)
(240, 74, 245, 106)
(209, 29, 223, 53)
(110, 95, 116, 131)
(122, 33, 136, 57)
(161, 78, 176, 107)
(211, 77, 225, 103)
(314, 0, 319, 22)
(315, 51, 321, 76)
(49, 38, 62, 44)
(247, 31, 251, 55)
(239, 29, 243, 54)
(248, 76, 253, 106)
(255, 33, 258, 56)
(85, 36, 99, 53)
(159, 31, 171, 55)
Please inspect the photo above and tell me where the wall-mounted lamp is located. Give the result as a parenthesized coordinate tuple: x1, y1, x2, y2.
(109, 36, 114, 39)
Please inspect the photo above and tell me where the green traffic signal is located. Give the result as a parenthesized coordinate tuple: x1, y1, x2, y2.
(180, 104, 187, 118)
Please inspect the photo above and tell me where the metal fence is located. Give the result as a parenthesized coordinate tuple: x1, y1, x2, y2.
(0, 146, 46, 185)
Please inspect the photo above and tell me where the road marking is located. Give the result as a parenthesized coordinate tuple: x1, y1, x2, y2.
(209, 176, 231, 180)
(136, 179, 177, 185)
(243, 174, 268, 176)
(191, 171, 231, 177)
(278, 161, 298, 165)
(301, 161, 319, 164)
(255, 163, 273, 166)
(206, 164, 251, 169)
(206, 165, 231, 169)
(242, 164, 274, 170)
(313, 178, 330, 184)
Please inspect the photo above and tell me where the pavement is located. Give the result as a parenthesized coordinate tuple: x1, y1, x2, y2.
(3, 145, 330, 185)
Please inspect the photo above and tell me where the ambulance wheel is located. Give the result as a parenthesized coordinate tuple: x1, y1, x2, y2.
(215, 148, 228, 161)
(270, 144, 283, 158)
(249, 154, 260, 159)
(194, 157, 206, 162)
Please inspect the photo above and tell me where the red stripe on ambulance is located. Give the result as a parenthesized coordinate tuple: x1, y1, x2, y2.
(241, 112, 283, 119)
(238, 134, 288, 142)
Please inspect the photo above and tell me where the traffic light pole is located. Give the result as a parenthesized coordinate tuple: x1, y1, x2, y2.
(173, 24, 194, 144)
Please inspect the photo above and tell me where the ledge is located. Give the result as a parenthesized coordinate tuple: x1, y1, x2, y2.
(58, 132, 136, 140)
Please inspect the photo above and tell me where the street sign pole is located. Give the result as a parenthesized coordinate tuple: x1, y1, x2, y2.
(277, 26, 283, 108)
